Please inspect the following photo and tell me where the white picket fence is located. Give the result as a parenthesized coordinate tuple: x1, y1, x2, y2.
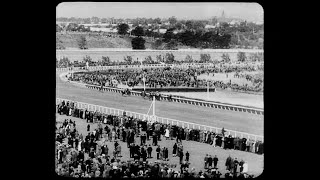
(56, 98, 263, 142)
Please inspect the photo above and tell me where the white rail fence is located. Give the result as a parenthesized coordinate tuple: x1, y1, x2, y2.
(84, 84, 264, 115)
(56, 63, 223, 72)
(56, 61, 263, 72)
(56, 98, 264, 142)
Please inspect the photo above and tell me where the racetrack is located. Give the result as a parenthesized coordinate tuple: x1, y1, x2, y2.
(56, 72, 264, 136)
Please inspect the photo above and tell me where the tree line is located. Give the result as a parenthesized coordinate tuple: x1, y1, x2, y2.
(56, 52, 263, 68)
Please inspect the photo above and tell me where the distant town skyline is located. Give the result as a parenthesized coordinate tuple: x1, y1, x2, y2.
(57, 2, 263, 23)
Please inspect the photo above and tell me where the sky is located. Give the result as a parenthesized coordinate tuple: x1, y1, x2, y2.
(57, 2, 263, 23)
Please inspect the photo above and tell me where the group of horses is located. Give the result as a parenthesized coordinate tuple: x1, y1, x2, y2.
(120, 88, 173, 102)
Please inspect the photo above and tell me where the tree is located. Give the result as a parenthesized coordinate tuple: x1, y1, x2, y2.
(131, 37, 146, 50)
(124, 56, 133, 65)
(221, 53, 231, 63)
(220, 22, 230, 29)
(165, 53, 175, 64)
(78, 36, 88, 49)
(156, 55, 164, 63)
(185, 20, 194, 30)
(163, 28, 175, 43)
(91, 16, 100, 24)
(66, 23, 78, 31)
(117, 23, 129, 35)
(101, 56, 111, 65)
(210, 17, 218, 25)
(249, 53, 263, 62)
(151, 39, 163, 50)
(131, 26, 144, 37)
(56, 24, 62, 32)
(193, 20, 206, 30)
(56, 37, 65, 50)
(237, 52, 247, 62)
(58, 57, 71, 68)
(257, 52, 264, 61)
(77, 25, 89, 32)
(185, 55, 194, 63)
(83, 55, 92, 64)
(153, 18, 161, 24)
(101, 18, 107, 23)
(179, 30, 194, 46)
(168, 16, 177, 25)
(165, 39, 178, 50)
(143, 56, 154, 64)
(200, 54, 211, 63)
(175, 22, 183, 30)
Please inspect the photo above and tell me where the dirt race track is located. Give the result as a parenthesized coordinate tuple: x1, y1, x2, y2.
(56, 72, 264, 136)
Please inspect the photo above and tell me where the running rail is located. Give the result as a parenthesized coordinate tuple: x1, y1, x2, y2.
(84, 84, 264, 115)
(56, 98, 264, 142)
(56, 62, 262, 71)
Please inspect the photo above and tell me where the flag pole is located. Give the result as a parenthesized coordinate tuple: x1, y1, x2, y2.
(153, 96, 155, 117)
(143, 74, 146, 92)
(207, 81, 209, 100)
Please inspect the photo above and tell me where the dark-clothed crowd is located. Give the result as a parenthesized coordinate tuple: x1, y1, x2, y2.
(68, 61, 263, 93)
(55, 100, 261, 178)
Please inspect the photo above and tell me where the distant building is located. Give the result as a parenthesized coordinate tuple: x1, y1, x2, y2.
(153, 29, 167, 34)
(229, 20, 240, 26)
(255, 21, 264, 25)
(205, 25, 216, 29)
(173, 29, 184, 34)
(159, 29, 167, 34)
(89, 27, 118, 33)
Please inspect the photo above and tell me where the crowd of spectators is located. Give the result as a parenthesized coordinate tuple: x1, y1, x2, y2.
(68, 62, 263, 92)
(69, 67, 199, 88)
(55, 100, 262, 178)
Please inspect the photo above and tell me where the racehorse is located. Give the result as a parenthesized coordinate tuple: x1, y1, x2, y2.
(99, 83, 104, 92)
(121, 88, 131, 96)
(141, 91, 147, 99)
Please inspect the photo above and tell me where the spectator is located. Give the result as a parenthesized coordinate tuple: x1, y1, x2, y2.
(156, 145, 160, 160)
(213, 155, 218, 169)
(173, 143, 177, 157)
(179, 149, 184, 164)
(165, 128, 170, 140)
(233, 158, 239, 176)
(185, 151, 190, 162)
(116, 144, 121, 157)
(208, 155, 213, 168)
(147, 145, 152, 158)
(204, 154, 209, 169)
(239, 159, 245, 173)
(225, 155, 231, 171)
